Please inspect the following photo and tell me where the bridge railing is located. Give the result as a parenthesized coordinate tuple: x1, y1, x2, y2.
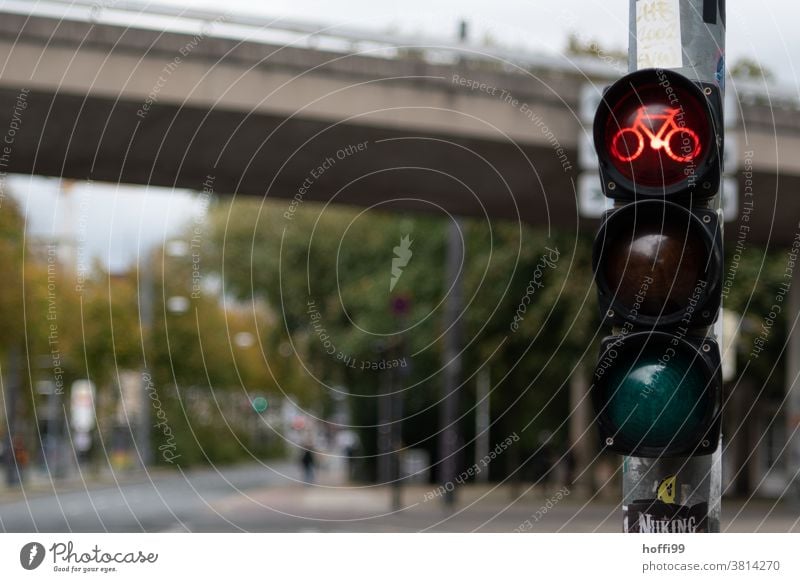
(1, 0, 796, 112)
(2, 0, 619, 77)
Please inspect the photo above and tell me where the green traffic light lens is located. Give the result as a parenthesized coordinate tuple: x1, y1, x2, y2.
(252, 396, 269, 413)
(604, 344, 709, 449)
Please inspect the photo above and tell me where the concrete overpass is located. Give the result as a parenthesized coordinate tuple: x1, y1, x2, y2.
(0, 0, 799, 243)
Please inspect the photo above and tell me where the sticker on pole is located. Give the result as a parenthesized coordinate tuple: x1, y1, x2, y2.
(636, 0, 683, 70)
(622, 475, 709, 533)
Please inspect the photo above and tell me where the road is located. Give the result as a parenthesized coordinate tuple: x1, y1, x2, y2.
(1, 463, 798, 532)
(0, 463, 301, 532)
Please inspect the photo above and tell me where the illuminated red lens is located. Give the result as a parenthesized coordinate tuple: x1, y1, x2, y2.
(603, 81, 711, 189)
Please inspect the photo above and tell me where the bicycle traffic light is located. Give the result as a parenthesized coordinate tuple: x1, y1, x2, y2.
(593, 69, 722, 200)
(590, 68, 724, 458)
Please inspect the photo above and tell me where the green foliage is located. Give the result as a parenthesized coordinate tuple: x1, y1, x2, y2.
(4, 184, 792, 475)
(565, 33, 626, 62)
(723, 240, 790, 396)
(205, 198, 598, 479)
(730, 58, 774, 81)
(0, 196, 25, 351)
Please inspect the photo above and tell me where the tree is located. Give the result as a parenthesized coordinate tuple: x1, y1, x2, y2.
(0, 195, 25, 353)
(730, 58, 774, 81)
(206, 197, 598, 481)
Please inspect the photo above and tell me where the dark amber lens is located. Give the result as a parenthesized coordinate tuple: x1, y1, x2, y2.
(601, 205, 707, 319)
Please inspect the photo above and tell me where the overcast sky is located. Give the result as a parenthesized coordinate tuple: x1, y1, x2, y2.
(10, 176, 202, 272)
(157, 0, 800, 86)
(11, 0, 800, 270)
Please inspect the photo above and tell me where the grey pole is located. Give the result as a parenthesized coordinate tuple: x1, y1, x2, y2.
(785, 277, 800, 501)
(377, 344, 392, 486)
(475, 367, 490, 483)
(3, 345, 22, 486)
(621, 0, 725, 533)
(138, 250, 154, 468)
(568, 362, 592, 494)
(391, 349, 403, 510)
(436, 19, 470, 509)
(439, 218, 464, 508)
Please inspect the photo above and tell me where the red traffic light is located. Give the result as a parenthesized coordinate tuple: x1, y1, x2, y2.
(594, 69, 721, 199)
(610, 105, 701, 165)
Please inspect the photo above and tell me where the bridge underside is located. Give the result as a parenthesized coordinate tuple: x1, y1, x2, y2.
(0, 88, 573, 225)
(0, 87, 795, 245)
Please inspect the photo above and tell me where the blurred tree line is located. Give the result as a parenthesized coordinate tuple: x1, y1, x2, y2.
(202, 196, 792, 484)
(0, 190, 793, 479)
(205, 198, 596, 481)
(1, 194, 291, 469)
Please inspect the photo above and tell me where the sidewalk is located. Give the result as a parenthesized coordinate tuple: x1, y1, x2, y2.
(196, 462, 800, 532)
(2, 461, 797, 533)
(0, 465, 171, 503)
(204, 479, 800, 532)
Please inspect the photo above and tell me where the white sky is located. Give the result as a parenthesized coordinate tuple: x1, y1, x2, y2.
(10, 176, 201, 272)
(156, 0, 800, 86)
(11, 0, 800, 270)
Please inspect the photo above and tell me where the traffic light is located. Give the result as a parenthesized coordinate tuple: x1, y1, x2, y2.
(252, 396, 269, 414)
(590, 68, 724, 458)
(593, 69, 722, 200)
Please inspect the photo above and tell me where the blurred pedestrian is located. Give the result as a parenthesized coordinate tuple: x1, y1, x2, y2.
(564, 448, 576, 488)
(537, 430, 555, 496)
(13, 436, 29, 482)
(301, 447, 316, 484)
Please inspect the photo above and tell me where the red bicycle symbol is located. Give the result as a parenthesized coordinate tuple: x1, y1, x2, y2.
(611, 107, 701, 164)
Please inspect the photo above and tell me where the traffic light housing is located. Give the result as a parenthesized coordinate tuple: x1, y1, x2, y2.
(590, 68, 724, 458)
(593, 200, 723, 329)
(593, 69, 722, 201)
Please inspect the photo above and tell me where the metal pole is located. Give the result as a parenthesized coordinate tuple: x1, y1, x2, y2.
(568, 362, 592, 494)
(391, 354, 403, 510)
(3, 345, 23, 486)
(435, 18, 469, 510)
(138, 250, 154, 468)
(46, 385, 68, 478)
(622, 0, 725, 533)
(785, 275, 800, 501)
(377, 344, 392, 486)
(439, 218, 464, 508)
(475, 367, 490, 483)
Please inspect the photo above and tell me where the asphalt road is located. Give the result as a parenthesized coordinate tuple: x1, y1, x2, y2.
(0, 463, 301, 532)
